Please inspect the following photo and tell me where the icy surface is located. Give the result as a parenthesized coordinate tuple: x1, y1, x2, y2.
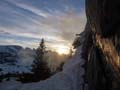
(0, 80, 21, 90)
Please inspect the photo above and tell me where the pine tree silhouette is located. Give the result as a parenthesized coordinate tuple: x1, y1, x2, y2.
(32, 38, 51, 82)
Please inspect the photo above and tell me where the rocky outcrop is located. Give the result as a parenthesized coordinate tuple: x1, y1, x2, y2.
(85, 0, 120, 90)
(86, 0, 120, 37)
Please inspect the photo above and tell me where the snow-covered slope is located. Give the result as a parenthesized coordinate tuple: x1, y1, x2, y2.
(0, 45, 23, 64)
(0, 64, 32, 75)
(0, 80, 22, 90)
(0, 45, 34, 75)
(0, 45, 86, 90)
(17, 46, 86, 90)
(0, 47, 87, 90)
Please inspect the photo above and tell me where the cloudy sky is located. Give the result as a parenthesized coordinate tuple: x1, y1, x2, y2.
(0, 0, 86, 54)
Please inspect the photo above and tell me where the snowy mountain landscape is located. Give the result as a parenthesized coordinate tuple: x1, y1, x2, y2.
(0, 29, 85, 90)
(0, 45, 34, 76)
(0, 45, 86, 90)
(0, 0, 86, 89)
(0, 44, 68, 80)
(2, 0, 120, 90)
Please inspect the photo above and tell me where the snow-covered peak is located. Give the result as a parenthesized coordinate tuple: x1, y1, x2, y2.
(0, 45, 23, 53)
(0, 45, 34, 75)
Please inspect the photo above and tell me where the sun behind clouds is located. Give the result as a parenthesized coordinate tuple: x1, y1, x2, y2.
(54, 45, 70, 55)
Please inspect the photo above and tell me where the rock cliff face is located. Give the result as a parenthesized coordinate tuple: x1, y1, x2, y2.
(86, 0, 120, 37)
(85, 0, 120, 90)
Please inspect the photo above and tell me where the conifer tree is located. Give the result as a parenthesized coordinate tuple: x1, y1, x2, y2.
(32, 38, 50, 82)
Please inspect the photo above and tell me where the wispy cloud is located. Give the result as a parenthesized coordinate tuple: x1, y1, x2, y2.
(6, 0, 50, 18)
(0, 0, 86, 51)
(41, 10, 86, 42)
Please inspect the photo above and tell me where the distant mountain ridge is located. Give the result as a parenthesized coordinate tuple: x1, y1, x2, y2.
(0, 45, 34, 75)
(0, 45, 23, 64)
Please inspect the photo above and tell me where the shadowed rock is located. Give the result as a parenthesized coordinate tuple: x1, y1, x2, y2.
(84, 0, 120, 90)
(86, 0, 120, 38)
